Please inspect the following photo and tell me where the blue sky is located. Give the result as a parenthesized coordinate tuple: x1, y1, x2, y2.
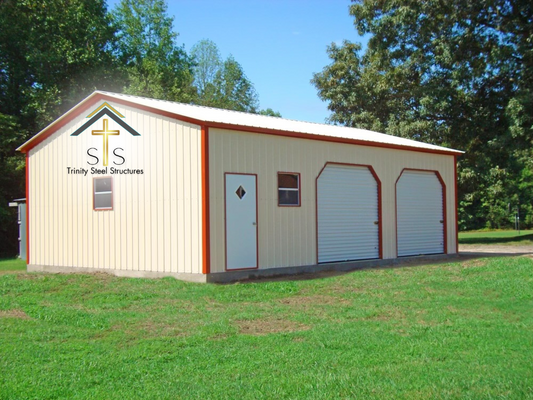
(108, 0, 367, 123)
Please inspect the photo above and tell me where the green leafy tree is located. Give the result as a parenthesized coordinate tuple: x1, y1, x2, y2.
(190, 39, 222, 105)
(312, 0, 533, 230)
(259, 108, 282, 117)
(212, 55, 259, 113)
(0, 114, 24, 257)
(113, 0, 195, 102)
(189, 39, 260, 112)
(0, 0, 120, 256)
(1, 0, 120, 134)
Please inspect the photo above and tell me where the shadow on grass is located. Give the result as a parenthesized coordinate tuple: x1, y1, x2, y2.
(459, 233, 533, 245)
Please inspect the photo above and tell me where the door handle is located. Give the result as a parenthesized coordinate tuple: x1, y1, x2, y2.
(374, 221, 379, 225)
(440, 220, 444, 223)
(252, 222, 257, 226)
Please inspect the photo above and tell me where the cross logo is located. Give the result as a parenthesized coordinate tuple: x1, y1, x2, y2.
(71, 102, 140, 167)
(92, 119, 119, 166)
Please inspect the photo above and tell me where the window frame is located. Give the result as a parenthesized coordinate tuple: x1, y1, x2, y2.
(93, 176, 113, 211)
(277, 172, 301, 207)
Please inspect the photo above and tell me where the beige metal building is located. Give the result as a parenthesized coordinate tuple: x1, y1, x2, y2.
(18, 91, 462, 282)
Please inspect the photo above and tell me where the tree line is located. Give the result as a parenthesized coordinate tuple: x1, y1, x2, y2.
(313, 0, 533, 231)
(0, 0, 277, 257)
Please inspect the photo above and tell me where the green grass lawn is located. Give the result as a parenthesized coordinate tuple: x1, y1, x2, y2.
(0, 258, 26, 272)
(459, 229, 533, 245)
(1, 256, 532, 399)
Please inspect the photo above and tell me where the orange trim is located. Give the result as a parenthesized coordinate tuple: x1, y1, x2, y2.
(277, 172, 301, 207)
(93, 176, 113, 211)
(395, 168, 447, 257)
(18, 94, 108, 153)
(224, 172, 259, 271)
(25, 154, 30, 265)
(18, 93, 462, 157)
(454, 155, 459, 253)
(315, 162, 383, 263)
(201, 126, 211, 274)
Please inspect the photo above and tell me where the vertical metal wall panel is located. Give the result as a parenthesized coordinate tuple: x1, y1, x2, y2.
(397, 171, 444, 256)
(27, 103, 203, 274)
(317, 165, 379, 263)
(209, 128, 458, 273)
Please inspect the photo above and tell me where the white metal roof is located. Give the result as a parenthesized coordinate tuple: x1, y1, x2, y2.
(19, 90, 463, 154)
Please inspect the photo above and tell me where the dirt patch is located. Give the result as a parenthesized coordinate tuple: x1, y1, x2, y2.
(365, 307, 406, 322)
(236, 317, 310, 336)
(0, 309, 31, 320)
(0, 270, 30, 277)
(459, 244, 533, 255)
(461, 259, 489, 268)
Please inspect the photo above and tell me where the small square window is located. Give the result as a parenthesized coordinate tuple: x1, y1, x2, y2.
(94, 177, 113, 210)
(278, 173, 300, 206)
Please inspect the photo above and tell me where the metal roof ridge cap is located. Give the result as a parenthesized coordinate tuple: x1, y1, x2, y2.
(96, 92, 463, 153)
(99, 91, 337, 125)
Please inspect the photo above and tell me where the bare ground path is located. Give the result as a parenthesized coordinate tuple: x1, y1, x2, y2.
(459, 243, 533, 257)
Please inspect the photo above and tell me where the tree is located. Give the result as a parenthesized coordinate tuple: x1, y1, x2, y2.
(212, 55, 259, 113)
(0, 0, 120, 134)
(0, 0, 120, 256)
(113, 0, 195, 102)
(190, 39, 222, 104)
(312, 0, 533, 230)
(259, 108, 282, 117)
(189, 39, 259, 112)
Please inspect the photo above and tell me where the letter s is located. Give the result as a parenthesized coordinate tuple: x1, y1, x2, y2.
(87, 147, 99, 165)
(113, 147, 125, 165)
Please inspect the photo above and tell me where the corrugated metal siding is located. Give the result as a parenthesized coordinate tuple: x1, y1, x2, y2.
(397, 171, 444, 256)
(317, 165, 379, 262)
(28, 103, 203, 273)
(208, 128, 457, 273)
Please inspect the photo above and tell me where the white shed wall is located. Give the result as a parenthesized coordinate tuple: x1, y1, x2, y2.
(28, 104, 203, 274)
(208, 128, 457, 273)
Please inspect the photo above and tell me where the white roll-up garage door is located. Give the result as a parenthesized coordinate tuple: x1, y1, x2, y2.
(317, 164, 380, 263)
(397, 170, 444, 256)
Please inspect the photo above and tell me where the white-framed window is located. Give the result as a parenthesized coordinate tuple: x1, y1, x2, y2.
(278, 172, 300, 206)
(93, 177, 113, 210)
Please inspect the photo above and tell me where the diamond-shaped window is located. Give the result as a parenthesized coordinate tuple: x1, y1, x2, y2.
(235, 186, 246, 200)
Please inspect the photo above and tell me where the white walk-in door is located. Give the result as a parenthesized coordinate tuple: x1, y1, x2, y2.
(317, 164, 380, 263)
(397, 170, 444, 256)
(225, 174, 258, 270)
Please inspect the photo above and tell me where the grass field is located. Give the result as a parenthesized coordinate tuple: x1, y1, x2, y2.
(1, 256, 532, 399)
(459, 229, 533, 245)
(0, 258, 26, 272)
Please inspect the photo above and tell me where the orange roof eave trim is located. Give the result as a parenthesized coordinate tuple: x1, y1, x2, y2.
(17, 92, 463, 156)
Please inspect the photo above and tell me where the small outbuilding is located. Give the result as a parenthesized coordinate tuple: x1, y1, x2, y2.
(8, 198, 27, 261)
(18, 91, 462, 282)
